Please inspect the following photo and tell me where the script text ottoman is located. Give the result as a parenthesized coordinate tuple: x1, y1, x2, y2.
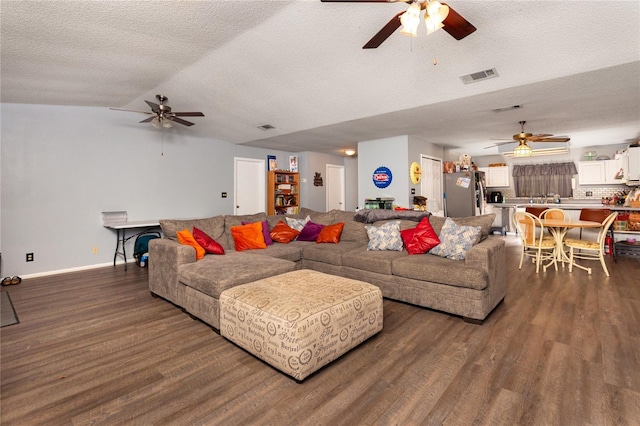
(220, 269, 383, 381)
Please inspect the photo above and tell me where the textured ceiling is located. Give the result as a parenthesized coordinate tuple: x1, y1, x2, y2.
(2, 1, 639, 158)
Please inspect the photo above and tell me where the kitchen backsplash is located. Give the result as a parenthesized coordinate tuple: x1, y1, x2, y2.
(487, 186, 624, 200)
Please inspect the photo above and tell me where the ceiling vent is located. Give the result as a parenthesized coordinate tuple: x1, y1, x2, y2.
(460, 68, 499, 84)
(499, 141, 570, 157)
(258, 124, 276, 131)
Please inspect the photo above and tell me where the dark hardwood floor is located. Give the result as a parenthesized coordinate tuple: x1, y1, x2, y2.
(1, 236, 639, 425)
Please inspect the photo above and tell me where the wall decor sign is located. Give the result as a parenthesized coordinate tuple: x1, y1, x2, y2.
(372, 166, 392, 189)
(289, 156, 298, 172)
(410, 162, 422, 184)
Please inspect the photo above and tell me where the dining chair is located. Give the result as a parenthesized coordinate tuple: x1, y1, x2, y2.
(563, 212, 618, 276)
(578, 208, 611, 238)
(513, 211, 557, 273)
(541, 208, 570, 220)
(525, 206, 549, 217)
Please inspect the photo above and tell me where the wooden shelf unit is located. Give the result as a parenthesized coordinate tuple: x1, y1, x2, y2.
(267, 171, 300, 215)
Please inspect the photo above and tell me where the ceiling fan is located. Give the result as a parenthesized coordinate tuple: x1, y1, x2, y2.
(486, 121, 570, 157)
(321, 0, 476, 49)
(110, 95, 204, 128)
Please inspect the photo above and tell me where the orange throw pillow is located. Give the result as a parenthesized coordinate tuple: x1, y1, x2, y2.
(177, 228, 206, 260)
(269, 220, 300, 243)
(231, 222, 267, 251)
(317, 222, 345, 244)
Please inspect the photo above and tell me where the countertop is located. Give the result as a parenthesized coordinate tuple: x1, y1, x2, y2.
(487, 202, 638, 211)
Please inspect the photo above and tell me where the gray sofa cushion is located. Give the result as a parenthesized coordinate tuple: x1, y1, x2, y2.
(244, 242, 303, 262)
(299, 208, 336, 225)
(331, 210, 369, 244)
(159, 216, 226, 245)
(178, 252, 295, 298)
(391, 254, 488, 290)
(301, 241, 364, 266)
(341, 247, 407, 275)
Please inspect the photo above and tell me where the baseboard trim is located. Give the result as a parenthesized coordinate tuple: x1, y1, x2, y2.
(19, 260, 132, 279)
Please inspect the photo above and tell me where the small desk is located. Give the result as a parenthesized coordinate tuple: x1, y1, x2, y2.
(104, 220, 160, 271)
(539, 218, 601, 266)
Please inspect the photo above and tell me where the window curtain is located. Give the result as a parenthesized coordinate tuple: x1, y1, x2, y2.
(512, 162, 577, 198)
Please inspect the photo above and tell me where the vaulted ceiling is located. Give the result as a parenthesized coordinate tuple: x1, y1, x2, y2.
(2, 1, 639, 157)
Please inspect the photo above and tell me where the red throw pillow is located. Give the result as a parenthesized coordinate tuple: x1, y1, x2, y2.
(297, 221, 325, 241)
(269, 220, 300, 243)
(231, 222, 267, 251)
(177, 228, 206, 260)
(400, 217, 441, 255)
(193, 227, 225, 255)
(317, 222, 345, 244)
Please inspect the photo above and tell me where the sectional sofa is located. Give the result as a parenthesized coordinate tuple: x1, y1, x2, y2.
(148, 208, 506, 329)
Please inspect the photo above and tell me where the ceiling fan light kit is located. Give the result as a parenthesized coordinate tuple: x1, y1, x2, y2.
(513, 141, 533, 158)
(321, 0, 475, 49)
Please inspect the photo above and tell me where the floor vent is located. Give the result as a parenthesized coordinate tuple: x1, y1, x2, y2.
(460, 68, 499, 84)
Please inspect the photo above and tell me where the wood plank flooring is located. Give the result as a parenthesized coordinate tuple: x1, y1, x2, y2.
(1, 236, 639, 425)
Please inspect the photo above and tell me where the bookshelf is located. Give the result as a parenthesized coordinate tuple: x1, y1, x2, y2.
(267, 171, 300, 215)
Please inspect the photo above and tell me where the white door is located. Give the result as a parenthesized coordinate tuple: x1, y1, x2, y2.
(420, 155, 443, 214)
(235, 157, 265, 215)
(326, 164, 345, 211)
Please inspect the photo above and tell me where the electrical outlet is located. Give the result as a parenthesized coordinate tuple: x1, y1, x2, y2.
(586, 191, 593, 197)
(221, 192, 227, 198)
(92, 247, 99, 254)
(26, 253, 34, 262)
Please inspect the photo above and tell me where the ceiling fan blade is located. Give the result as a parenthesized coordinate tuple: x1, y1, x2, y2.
(110, 107, 153, 115)
(139, 117, 155, 124)
(172, 112, 205, 117)
(363, 11, 404, 49)
(167, 116, 195, 127)
(485, 140, 517, 148)
(530, 137, 571, 143)
(441, 4, 476, 40)
(145, 100, 160, 113)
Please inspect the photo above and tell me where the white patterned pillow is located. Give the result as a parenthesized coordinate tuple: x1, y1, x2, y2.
(286, 215, 311, 232)
(365, 221, 404, 251)
(429, 217, 481, 260)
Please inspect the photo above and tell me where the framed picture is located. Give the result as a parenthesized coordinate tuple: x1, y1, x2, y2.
(267, 155, 277, 171)
(289, 156, 298, 172)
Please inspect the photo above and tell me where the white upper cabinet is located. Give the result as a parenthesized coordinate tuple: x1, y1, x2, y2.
(482, 166, 510, 187)
(578, 159, 623, 185)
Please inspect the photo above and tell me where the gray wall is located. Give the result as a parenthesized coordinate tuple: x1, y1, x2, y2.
(357, 136, 410, 209)
(0, 103, 311, 276)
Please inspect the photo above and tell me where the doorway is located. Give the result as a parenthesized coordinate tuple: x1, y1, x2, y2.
(420, 155, 443, 214)
(234, 157, 265, 215)
(326, 164, 346, 211)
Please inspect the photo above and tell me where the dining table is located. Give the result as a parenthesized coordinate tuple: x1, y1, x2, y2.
(538, 218, 602, 266)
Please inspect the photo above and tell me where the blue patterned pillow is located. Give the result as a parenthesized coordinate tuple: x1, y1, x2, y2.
(429, 217, 481, 260)
(365, 221, 404, 251)
(286, 215, 310, 232)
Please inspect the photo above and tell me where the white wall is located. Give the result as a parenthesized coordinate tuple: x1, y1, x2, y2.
(0, 103, 301, 276)
(357, 136, 409, 209)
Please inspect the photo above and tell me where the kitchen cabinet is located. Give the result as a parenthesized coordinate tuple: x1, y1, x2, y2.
(479, 166, 510, 187)
(578, 159, 624, 185)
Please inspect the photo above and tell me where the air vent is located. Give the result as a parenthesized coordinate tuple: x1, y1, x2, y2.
(492, 104, 523, 113)
(258, 124, 276, 131)
(460, 68, 499, 84)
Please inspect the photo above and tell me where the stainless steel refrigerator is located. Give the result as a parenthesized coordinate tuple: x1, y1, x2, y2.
(443, 171, 486, 217)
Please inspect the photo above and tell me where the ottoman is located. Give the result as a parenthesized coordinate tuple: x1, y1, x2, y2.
(220, 269, 383, 381)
